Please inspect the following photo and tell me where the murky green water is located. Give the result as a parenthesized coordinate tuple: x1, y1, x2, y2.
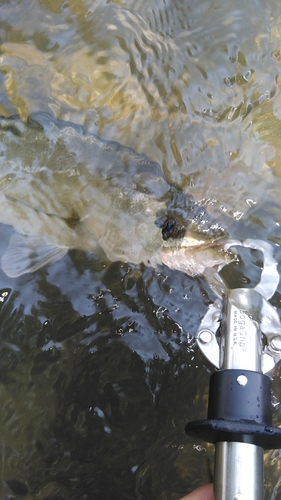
(1, 0, 281, 498)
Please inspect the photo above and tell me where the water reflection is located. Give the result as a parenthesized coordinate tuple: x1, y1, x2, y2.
(0, 242, 216, 499)
(1, 0, 281, 498)
(2, 0, 281, 235)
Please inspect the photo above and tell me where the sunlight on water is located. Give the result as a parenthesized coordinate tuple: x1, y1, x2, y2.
(0, 0, 281, 498)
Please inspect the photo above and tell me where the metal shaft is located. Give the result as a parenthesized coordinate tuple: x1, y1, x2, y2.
(220, 288, 263, 372)
(214, 442, 264, 500)
(214, 288, 265, 500)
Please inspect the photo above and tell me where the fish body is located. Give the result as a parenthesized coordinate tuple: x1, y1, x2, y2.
(0, 113, 232, 278)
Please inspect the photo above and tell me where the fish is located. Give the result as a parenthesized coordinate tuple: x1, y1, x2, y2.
(155, 234, 231, 277)
(0, 113, 233, 278)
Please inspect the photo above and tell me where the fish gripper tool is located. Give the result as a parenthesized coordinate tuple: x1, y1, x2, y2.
(185, 239, 281, 500)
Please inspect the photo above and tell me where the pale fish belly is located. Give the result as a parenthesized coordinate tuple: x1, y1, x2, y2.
(151, 236, 233, 277)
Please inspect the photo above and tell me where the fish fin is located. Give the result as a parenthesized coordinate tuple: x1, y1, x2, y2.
(1, 233, 68, 277)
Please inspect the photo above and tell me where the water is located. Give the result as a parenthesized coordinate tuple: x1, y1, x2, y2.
(1, 0, 281, 498)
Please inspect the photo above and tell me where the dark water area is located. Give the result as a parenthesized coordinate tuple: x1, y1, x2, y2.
(0, 223, 281, 499)
(1, 0, 281, 499)
(0, 223, 217, 499)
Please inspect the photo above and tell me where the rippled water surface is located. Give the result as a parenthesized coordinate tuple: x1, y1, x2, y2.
(1, 0, 281, 498)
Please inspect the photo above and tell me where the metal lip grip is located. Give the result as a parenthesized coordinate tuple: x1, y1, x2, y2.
(185, 239, 281, 500)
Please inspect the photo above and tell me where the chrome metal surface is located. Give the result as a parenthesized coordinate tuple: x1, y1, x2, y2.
(215, 442, 264, 500)
(224, 239, 279, 301)
(220, 288, 263, 371)
(196, 299, 221, 368)
(196, 240, 281, 373)
(200, 240, 280, 500)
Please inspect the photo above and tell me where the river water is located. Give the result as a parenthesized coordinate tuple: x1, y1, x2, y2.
(1, 0, 281, 498)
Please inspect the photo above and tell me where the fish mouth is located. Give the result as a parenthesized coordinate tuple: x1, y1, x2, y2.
(154, 201, 231, 276)
(155, 212, 227, 247)
(155, 214, 187, 241)
(155, 190, 227, 244)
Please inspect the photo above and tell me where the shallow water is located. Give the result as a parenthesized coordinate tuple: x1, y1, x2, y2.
(1, 0, 281, 498)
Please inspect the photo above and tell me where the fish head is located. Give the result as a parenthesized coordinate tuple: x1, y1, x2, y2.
(155, 189, 227, 241)
(153, 200, 234, 277)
